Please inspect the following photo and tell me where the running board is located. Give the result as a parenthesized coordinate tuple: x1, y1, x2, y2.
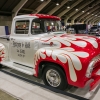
(1, 61, 36, 75)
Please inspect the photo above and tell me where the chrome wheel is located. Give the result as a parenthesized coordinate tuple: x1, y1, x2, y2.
(46, 69, 61, 87)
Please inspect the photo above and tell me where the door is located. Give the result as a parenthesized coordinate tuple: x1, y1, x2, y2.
(10, 19, 35, 68)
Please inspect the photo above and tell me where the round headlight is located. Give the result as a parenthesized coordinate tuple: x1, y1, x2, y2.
(86, 61, 95, 78)
(86, 54, 100, 78)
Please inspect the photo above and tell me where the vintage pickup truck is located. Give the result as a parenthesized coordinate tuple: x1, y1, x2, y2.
(0, 14, 100, 91)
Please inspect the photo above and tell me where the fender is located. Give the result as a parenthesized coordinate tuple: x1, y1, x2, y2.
(34, 47, 90, 88)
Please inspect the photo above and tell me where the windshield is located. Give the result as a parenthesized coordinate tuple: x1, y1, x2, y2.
(91, 27, 97, 29)
(44, 20, 62, 32)
(31, 18, 63, 35)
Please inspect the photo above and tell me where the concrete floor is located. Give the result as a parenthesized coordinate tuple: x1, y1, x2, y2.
(0, 67, 100, 100)
(0, 90, 17, 100)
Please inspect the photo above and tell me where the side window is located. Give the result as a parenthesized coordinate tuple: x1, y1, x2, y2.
(31, 19, 44, 34)
(15, 20, 29, 34)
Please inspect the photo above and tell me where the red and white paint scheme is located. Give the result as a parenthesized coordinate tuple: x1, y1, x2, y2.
(0, 14, 100, 91)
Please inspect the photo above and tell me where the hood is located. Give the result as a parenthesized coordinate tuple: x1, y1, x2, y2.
(40, 34, 99, 49)
(90, 29, 97, 32)
(39, 34, 100, 60)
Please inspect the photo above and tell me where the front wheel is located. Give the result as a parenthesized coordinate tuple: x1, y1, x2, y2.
(42, 64, 69, 90)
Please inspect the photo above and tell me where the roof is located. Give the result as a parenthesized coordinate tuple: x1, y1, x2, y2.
(30, 14, 60, 20)
(14, 14, 61, 20)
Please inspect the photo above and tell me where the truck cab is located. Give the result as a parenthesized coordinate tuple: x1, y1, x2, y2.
(8, 14, 64, 74)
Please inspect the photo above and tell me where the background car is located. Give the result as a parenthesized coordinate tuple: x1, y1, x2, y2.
(88, 26, 99, 35)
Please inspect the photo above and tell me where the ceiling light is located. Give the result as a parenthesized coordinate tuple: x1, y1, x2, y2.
(67, 6, 70, 9)
(56, 2, 59, 6)
(51, 22, 54, 25)
(40, 0, 44, 1)
(87, 12, 90, 14)
(82, 11, 84, 13)
(76, 9, 78, 11)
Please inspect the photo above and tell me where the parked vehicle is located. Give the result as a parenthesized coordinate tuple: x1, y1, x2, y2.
(67, 28, 76, 34)
(0, 14, 100, 91)
(89, 26, 100, 35)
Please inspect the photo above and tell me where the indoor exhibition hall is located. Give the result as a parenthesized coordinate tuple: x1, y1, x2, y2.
(0, 0, 100, 100)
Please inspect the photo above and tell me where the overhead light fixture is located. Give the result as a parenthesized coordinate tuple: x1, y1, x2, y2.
(82, 11, 84, 13)
(56, 2, 59, 5)
(40, 0, 44, 1)
(67, 6, 70, 9)
(76, 9, 78, 11)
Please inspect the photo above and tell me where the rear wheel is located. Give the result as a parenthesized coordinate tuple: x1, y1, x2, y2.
(42, 63, 69, 90)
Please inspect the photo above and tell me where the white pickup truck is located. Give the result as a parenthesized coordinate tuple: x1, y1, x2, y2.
(0, 14, 100, 91)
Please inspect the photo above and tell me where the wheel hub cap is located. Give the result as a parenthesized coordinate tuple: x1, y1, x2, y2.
(46, 69, 61, 87)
